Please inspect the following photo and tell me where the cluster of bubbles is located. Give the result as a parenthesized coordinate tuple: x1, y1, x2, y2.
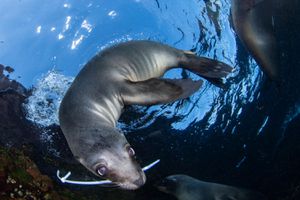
(23, 70, 73, 127)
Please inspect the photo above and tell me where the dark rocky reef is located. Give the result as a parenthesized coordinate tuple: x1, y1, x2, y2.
(0, 147, 89, 200)
(0, 64, 26, 96)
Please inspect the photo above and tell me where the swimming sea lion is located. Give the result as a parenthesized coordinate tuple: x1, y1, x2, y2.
(156, 174, 267, 200)
(59, 40, 233, 190)
(231, 0, 280, 81)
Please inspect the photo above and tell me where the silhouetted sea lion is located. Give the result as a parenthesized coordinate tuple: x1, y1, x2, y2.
(157, 174, 267, 200)
(231, 0, 280, 81)
(59, 40, 232, 190)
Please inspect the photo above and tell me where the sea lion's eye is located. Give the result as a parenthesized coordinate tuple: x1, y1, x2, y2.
(96, 166, 107, 176)
(128, 146, 135, 157)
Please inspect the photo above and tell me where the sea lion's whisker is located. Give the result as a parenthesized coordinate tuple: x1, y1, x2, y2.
(56, 159, 160, 186)
(56, 170, 112, 185)
(142, 159, 160, 171)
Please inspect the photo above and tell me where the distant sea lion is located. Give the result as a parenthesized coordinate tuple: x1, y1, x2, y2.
(156, 174, 267, 200)
(59, 40, 232, 190)
(231, 0, 280, 81)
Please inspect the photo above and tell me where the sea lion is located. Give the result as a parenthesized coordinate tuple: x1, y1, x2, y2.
(59, 40, 233, 190)
(231, 0, 280, 81)
(156, 174, 267, 200)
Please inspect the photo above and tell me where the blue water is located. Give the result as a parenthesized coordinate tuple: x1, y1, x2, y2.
(1, 0, 300, 199)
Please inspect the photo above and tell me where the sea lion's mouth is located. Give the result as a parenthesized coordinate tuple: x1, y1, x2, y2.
(156, 185, 168, 193)
(100, 174, 146, 190)
(116, 182, 139, 190)
(95, 182, 120, 188)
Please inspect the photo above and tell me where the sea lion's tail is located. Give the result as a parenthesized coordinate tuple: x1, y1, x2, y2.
(179, 52, 233, 88)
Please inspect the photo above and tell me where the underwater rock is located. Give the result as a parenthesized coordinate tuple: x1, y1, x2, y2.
(0, 63, 40, 147)
(4, 66, 14, 73)
(0, 81, 33, 147)
(0, 64, 3, 74)
(0, 64, 26, 95)
(0, 147, 89, 200)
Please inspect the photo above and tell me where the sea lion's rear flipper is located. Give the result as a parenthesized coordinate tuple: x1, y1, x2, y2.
(179, 53, 233, 88)
(121, 78, 203, 105)
(180, 53, 233, 79)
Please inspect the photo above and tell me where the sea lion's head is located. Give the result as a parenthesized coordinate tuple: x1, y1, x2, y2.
(68, 126, 146, 190)
(155, 175, 197, 199)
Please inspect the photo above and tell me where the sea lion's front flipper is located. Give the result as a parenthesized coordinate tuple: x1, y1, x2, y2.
(121, 78, 203, 105)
